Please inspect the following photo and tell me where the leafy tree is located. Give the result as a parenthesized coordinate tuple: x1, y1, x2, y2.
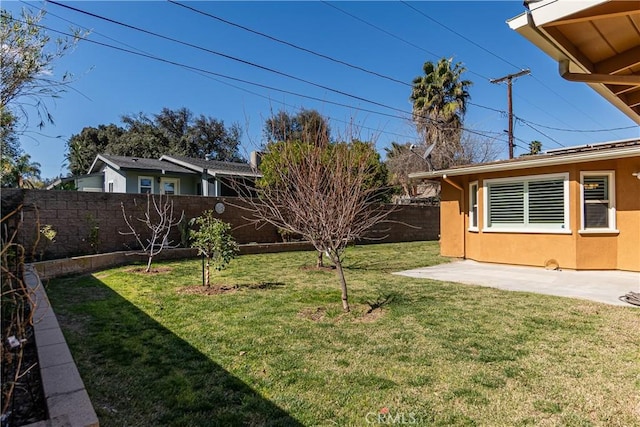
(263, 108, 330, 145)
(1, 7, 84, 130)
(410, 58, 472, 169)
(189, 211, 239, 288)
(246, 140, 393, 312)
(66, 107, 244, 174)
(65, 124, 124, 175)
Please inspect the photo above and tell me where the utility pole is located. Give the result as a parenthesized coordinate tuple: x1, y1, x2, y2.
(490, 69, 530, 159)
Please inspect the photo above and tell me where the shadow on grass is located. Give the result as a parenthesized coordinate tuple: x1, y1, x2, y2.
(47, 275, 303, 427)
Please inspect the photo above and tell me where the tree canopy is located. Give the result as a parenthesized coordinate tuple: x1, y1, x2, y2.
(263, 108, 330, 146)
(66, 107, 244, 175)
(1, 7, 84, 129)
(1, 7, 83, 186)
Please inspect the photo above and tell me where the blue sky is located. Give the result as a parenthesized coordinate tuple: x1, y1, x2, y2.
(5, 1, 639, 179)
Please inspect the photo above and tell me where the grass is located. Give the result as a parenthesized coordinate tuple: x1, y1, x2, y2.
(46, 242, 640, 426)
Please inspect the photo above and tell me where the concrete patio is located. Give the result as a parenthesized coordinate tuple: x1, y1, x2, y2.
(395, 259, 640, 307)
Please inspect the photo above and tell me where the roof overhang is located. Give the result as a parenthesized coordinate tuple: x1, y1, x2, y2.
(410, 141, 640, 179)
(88, 154, 119, 174)
(508, 0, 640, 124)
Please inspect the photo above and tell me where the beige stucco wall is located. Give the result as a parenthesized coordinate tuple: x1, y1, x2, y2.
(438, 156, 640, 272)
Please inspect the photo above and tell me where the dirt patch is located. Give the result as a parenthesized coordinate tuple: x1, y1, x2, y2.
(126, 266, 173, 275)
(298, 304, 386, 323)
(298, 307, 327, 321)
(354, 307, 384, 323)
(177, 281, 285, 296)
(177, 284, 238, 295)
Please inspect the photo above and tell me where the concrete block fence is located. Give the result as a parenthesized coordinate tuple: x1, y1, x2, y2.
(2, 189, 439, 261)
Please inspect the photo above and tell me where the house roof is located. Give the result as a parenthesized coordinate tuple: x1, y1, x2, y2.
(508, 0, 640, 124)
(88, 154, 195, 175)
(159, 155, 261, 178)
(410, 138, 640, 179)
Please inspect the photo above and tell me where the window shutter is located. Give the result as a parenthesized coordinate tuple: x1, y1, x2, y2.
(489, 182, 524, 225)
(528, 179, 564, 224)
(583, 175, 609, 228)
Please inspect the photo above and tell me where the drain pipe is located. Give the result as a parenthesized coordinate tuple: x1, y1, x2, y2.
(559, 59, 640, 85)
(442, 174, 466, 259)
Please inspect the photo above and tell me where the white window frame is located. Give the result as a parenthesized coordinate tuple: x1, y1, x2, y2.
(107, 181, 114, 193)
(482, 172, 570, 234)
(160, 177, 180, 195)
(468, 181, 479, 232)
(579, 171, 617, 234)
(138, 176, 153, 194)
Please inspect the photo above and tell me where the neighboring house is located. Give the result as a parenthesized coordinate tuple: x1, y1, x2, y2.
(411, 0, 640, 272)
(68, 154, 261, 196)
(88, 155, 200, 195)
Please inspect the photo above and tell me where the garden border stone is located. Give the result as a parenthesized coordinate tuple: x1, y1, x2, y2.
(24, 265, 99, 427)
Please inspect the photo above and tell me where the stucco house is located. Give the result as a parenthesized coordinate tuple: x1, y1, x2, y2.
(411, 0, 640, 272)
(52, 154, 261, 196)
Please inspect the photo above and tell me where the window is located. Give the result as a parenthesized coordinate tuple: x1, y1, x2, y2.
(580, 171, 616, 232)
(108, 181, 114, 193)
(160, 178, 179, 195)
(469, 182, 478, 231)
(483, 173, 569, 233)
(139, 177, 153, 194)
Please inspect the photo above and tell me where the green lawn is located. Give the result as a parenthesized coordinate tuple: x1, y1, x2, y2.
(46, 242, 640, 426)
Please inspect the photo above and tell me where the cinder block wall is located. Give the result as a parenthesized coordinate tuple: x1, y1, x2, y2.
(1, 189, 439, 260)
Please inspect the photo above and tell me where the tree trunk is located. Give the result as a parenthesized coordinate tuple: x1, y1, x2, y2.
(334, 259, 350, 312)
(205, 256, 210, 287)
(145, 256, 152, 273)
(317, 251, 324, 268)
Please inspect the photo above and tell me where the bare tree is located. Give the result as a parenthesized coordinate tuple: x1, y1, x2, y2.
(459, 132, 502, 164)
(120, 194, 184, 273)
(238, 141, 392, 312)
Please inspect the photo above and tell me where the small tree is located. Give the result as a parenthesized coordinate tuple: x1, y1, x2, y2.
(239, 140, 393, 312)
(189, 211, 239, 287)
(120, 194, 184, 272)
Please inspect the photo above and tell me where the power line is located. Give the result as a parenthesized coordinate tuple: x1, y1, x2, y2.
(168, 0, 410, 88)
(517, 120, 566, 148)
(16, 4, 545, 150)
(23, 17, 507, 145)
(514, 116, 638, 133)
(400, 1, 524, 73)
(44, 0, 422, 121)
(321, 1, 491, 82)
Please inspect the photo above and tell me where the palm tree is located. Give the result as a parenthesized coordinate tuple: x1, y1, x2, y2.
(12, 154, 41, 188)
(410, 58, 472, 169)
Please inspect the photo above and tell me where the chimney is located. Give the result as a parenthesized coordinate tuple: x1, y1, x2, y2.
(250, 151, 262, 170)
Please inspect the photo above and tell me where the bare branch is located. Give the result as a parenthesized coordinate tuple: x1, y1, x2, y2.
(119, 194, 184, 272)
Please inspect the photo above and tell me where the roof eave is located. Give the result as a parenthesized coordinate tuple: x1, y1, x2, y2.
(159, 155, 205, 173)
(409, 146, 640, 179)
(88, 154, 120, 174)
